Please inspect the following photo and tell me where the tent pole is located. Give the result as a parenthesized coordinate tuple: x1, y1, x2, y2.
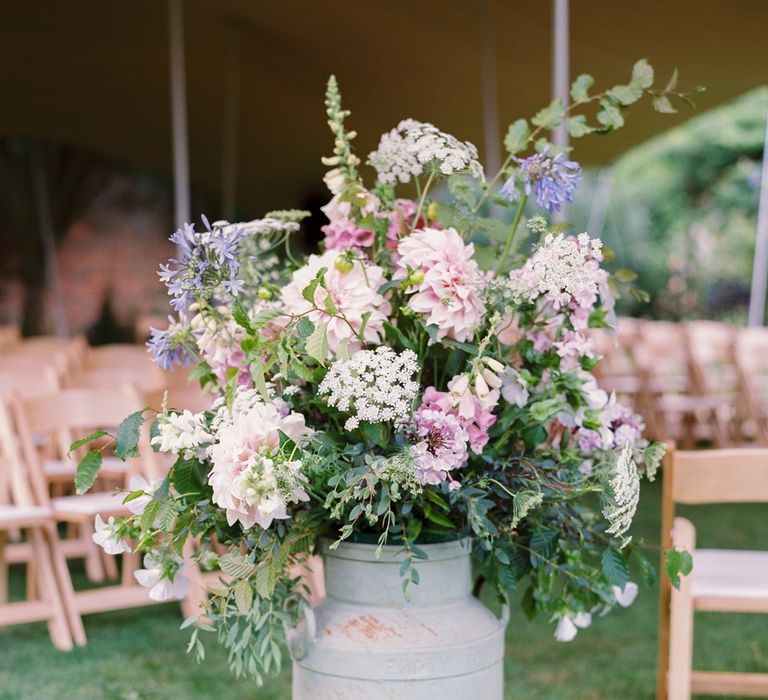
(169, 0, 191, 230)
(551, 0, 569, 222)
(748, 113, 768, 326)
(221, 23, 240, 221)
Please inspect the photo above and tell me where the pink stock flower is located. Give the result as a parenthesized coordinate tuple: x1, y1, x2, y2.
(281, 250, 390, 356)
(397, 227, 485, 342)
(421, 375, 498, 454)
(321, 192, 379, 251)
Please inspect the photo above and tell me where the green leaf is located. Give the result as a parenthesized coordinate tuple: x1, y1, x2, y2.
(250, 357, 270, 401)
(251, 307, 283, 330)
(361, 421, 387, 448)
(115, 409, 147, 461)
(665, 67, 679, 92)
(497, 563, 517, 593)
(232, 299, 253, 334)
(566, 115, 595, 138)
(665, 548, 693, 590)
(631, 58, 654, 89)
(529, 527, 558, 566)
(643, 442, 666, 481)
(529, 397, 562, 423)
(613, 268, 638, 282)
(652, 95, 677, 114)
(219, 552, 256, 580)
(324, 294, 339, 315)
(531, 99, 565, 130)
(305, 321, 329, 365)
(510, 490, 544, 529)
(424, 503, 454, 529)
(597, 99, 625, 131)
(448, 175, 479, 209)
(570, 74, 595, 102)
(68, 430, 108, 455)
(296, 316, 315, 340)
(302, 268, 327, 305)
(233, 579, 254, 613)
(503, 119, 530, 155)
(608, 83, 643, 107)
(633, 550, 657, 587)
(156, 499, 177, 532)
(601, 549, 629, 588)
(171, 457, 203, 498)
(75, 450, 103, 494)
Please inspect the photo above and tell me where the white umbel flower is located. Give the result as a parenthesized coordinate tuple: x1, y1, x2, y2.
(368, 119, 484, 184)
(318, 346, 420, 431)
(603, 443, 640, 543)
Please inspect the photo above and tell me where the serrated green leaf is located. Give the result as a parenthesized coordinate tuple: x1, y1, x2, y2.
(302, 268, 327, 305)
(115, 409, 147, 461)
(251, 307, 283, 330)
(75, 450, 103, 494)
(219, 552, 256, 580)
(643, 442, 666, 481)
(608, 83, 643, 106)
(305, 321, 329, 365)
(171, 457, 203, 498)
(634, 550, 657, 587)
(566, 115, 595, 138)
(448, 175, 479, 209)
(531, 99, 565, 130)
(601, 549, 629, 588)
(570, 74, 595, 102)
(233, 579, 254, 613)
(156, 499, 178, 532)
(503, 119, 530, 155)
(631, 58, 654, 89)
(68, 430, 109, 455)
(232, 299, 253, 333)
(296, 316, 315, 340)
(597, 99, 625, 130)
(665, 548, 693, 590)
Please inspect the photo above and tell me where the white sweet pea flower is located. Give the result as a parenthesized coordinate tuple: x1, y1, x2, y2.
(134, 553, 190, 601)
(125, 474, 163, 516)
(554, 615, 579, 642)
(500, 368, 529, 408)
(613, 581, 639, 607)
(92, 514, 131, 555)
(573, 611, 593, 629)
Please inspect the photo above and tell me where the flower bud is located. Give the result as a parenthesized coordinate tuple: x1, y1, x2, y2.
(257, 287, 273, 300)
(475, 373, 490, 399)
(334, 257, 354, 273)
(449, 373, 470, 397)
(484, 357, 505, 373)
(482, 368, 502, 389)
(407, 268, 425, 286)
(427, 201, 438, 221)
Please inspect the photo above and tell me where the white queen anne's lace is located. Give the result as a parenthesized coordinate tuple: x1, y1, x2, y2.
(368, 119, 484, 184)
(319, 346, 420, 431)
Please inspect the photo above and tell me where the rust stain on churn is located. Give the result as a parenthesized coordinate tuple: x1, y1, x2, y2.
(341, 614, 403, 640)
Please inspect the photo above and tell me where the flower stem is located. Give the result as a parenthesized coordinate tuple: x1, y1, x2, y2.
(410, 170, 435, 235)
(495, 194, 527, 275)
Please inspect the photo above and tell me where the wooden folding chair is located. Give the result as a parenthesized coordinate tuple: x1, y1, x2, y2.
(657, 448, 768, 699)
(0, 324, 20, 354)
(0, 392, 77, 651)
(735, 327, 768, 446)
(590, 317, 642, 409)
(11, 387, 163, 613)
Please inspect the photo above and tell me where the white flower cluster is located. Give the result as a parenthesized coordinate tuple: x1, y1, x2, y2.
(151, 408, 210, 460)
(318, 346, 420, 431)
(507, 233, 606, 310)
(368, 119, 484, 184)
(212, 217, 300, 237)
(602, 443, 640, 544)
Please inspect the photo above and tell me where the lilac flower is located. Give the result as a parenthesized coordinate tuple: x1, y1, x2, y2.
(146, 317, 198, 371)
(500, 150, 581, 213)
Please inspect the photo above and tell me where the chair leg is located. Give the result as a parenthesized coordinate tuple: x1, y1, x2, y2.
(81, 522, 105, 582)
(26, 552, 38, 601)
(101, 547, 119, 580)
(0, 530, 7, 603)
(45, 523, 87, 647)
(29, 527, 73, 652)
(180, 539, 209, 620)
(668, 517, 696, 700)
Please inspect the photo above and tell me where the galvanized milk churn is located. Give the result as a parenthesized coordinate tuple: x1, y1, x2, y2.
(289, 538, 508, 699)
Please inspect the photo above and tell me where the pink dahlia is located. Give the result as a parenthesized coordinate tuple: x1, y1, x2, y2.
(281, 250, 390, 355)
(410, 406, 468, 487)
(396, 227, 485, 342)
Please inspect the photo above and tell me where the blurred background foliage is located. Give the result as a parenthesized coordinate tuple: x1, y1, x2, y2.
(570, 86, 768, 321)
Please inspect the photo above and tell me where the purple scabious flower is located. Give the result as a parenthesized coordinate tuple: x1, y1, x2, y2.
(500, 150, 582, 213)
(159, 218, 244, 312)
(146, 318, 198, 370)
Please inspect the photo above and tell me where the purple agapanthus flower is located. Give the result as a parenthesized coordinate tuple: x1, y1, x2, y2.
(158, 218, 244, 312)
(500, 150, 582, 213)
(146, 318, 199, 371)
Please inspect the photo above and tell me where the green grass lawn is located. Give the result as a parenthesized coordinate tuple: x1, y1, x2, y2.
(1, 480, 766, 699)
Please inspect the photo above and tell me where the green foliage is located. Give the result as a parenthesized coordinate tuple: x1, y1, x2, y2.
(115, 409, 147, 460)
(665, 548, 693, 589)
(74, 449, 103, 494)
(67, 430, 108, 454)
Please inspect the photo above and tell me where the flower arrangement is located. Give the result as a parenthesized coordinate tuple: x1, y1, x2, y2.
(76, 61, 694, 682)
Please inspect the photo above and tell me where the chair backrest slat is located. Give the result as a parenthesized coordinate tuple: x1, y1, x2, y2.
(671, 448, 768, 504)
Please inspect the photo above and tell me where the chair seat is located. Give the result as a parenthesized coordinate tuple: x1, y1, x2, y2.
(0, 504, 52, 527)
(43, 456, 127, 479)
(692, 549, 768, 600)
(51, 491, 129, 519)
